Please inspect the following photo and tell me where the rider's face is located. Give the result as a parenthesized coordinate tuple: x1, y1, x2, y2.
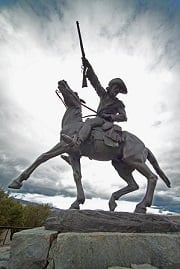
(109, 84, 120, 97)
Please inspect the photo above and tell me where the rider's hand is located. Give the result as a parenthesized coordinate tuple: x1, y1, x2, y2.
(82, 57, 91, 68)
(103, 114, 114, 121)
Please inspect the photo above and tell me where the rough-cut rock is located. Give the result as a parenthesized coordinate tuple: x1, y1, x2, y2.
(45, 209, 180, 233)
(108, 267, 130, 269)
(8, 227, 57, 269)
(131, 264, 159, 269)
(0, 246, 10, 269)
(47, 232, 180, 269)
(108, 266, 159, 269)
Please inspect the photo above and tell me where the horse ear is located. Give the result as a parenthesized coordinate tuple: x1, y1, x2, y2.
(80, 98, 86, 104)
(74, 92, 86, 104)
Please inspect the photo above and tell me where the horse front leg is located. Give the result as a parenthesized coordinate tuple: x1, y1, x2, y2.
(68, 155, 85, 210)
(8, 142, 67, 189)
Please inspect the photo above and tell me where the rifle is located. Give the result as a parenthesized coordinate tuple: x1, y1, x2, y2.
(76, 21, 87, 88)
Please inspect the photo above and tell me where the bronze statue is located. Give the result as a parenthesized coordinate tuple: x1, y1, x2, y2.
(8, 22, 171, 214)
(8, 80, 171, 213)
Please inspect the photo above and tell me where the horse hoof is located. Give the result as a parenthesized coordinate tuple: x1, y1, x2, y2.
(69, 201, 80, 210)
(8, 179, 23, 189)
(134, 206, 147, 214)
(109, 198, 117, 211)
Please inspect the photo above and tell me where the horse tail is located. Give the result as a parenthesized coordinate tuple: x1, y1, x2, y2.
(147, 148, 171, 188)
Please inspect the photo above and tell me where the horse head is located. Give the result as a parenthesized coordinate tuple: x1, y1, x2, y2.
(58, 80, 83, 128)
(58, 80, 82, 108)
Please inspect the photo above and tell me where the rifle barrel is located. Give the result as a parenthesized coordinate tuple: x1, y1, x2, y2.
(76, 21, 85, 58)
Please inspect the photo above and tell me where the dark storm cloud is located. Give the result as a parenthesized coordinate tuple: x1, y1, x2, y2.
(158, 147, 180, 191)
(0, 90, 70, 194)
(0, 153, 29, 188)
(15, 180, 76, 198)
(83, 181, 110, 200)
(0, 93, 30, 186)
(153, 194, 180, 214)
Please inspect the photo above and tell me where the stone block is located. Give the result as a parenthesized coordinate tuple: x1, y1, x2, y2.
(48, 232, 180, 269)
(131, 264, 158, 269)
(8, 227, 57, 269)
(108, 267, 130, 269)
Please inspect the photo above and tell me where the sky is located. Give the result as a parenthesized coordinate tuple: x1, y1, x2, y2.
(0, 0, 180, 214)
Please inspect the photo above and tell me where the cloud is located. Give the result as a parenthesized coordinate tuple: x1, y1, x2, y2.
(0, 0, 180, 213)
(153, 194, 180, 214)
(0, 90, 70, 192)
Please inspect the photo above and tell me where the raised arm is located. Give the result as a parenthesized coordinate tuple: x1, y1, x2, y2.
(82, 58, 106, 97)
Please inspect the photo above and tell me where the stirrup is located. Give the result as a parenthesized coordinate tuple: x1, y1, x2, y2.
(71, 135, 82, 148)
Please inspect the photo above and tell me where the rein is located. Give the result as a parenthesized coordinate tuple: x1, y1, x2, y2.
(55, 88, 97, 115)
(55, 90, 67, 108)
(82, 114, 96, 118)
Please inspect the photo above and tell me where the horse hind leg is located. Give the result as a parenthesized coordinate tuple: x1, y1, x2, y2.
(132, 162, 158, 214)
(109, 160, 138, 211)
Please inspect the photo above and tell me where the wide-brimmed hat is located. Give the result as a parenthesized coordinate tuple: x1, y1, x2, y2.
(108, 78, 127, 94)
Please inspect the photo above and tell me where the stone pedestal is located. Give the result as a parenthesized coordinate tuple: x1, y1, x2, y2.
(45, 210, 180, 233)
(7, 228, 180, 269)
(7, 211, 180, 269)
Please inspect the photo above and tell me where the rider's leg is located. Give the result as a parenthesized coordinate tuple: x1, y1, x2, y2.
(76, 116, 104, 145)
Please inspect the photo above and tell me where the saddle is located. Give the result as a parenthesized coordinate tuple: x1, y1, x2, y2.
(92, 122, 123, 147)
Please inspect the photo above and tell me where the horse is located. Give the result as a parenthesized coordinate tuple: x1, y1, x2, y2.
(8, 80, 171, 213)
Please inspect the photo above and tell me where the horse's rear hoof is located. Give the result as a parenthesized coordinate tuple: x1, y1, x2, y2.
(69, 201, 80, 210)
(8, 179, 23, 189)
(134, 206, 147, 214)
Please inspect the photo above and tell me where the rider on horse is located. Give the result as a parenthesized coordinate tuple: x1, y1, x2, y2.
(71, 57, 128, 148)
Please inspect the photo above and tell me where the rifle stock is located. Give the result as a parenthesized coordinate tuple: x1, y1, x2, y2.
(76, 21, 87, 88)
(82, 67, 87, 87)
